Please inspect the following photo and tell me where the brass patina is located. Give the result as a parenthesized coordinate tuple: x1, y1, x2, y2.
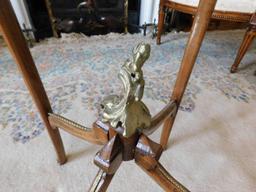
(100, 43, 152, 137)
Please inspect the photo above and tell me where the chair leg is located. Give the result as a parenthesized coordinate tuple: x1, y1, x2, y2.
(230, 28, 256, 73)
(157, 2, 166, 45)
(160, 0, 217, 148)
(0, 0, 66, 164)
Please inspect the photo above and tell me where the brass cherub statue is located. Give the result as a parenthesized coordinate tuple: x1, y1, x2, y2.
(100, 43, 152, 137)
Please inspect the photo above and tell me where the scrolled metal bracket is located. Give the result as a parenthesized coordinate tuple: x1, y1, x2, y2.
(100, 43, 152, 137)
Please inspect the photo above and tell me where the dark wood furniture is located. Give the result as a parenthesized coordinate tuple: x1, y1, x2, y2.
(157, 0, 255, 73)
(0, 0, 217, 191)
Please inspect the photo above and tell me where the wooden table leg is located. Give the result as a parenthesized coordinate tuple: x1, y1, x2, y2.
(160, 0, 217, 148)
(230, 28, 255, 73)
(89, 169, 115, 192)
(0, 0, 66, 164)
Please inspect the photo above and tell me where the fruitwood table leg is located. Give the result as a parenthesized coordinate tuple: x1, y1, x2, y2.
(231, 13, 256, 73)
(160, 0, 217, 148)
(0, 0, 66, 164)
(89, 169, 115, 192)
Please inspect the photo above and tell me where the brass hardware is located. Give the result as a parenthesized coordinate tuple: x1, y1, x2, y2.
(48, 113, 91, 131)
(100, 43, 152, 137)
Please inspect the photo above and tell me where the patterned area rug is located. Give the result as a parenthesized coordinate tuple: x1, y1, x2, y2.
(0, 31, 256, 192)
(0, 30, 255, 143)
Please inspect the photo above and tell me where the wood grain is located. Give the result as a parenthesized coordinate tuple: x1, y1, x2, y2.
(135, 134, 188, 192)
(135, 135, 163, 170)
(231, 13, 256, 73)
(160, 0, 217, 148)
(94, 135, 122, 174)
(0, 0, 66, 164)
(48, 114, 108, 145)
(89, 169, 115, 192)
(144, 100, 177, 136)
(137, 161, 189, 192)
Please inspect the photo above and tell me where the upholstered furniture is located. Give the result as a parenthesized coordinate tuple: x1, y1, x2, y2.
(1, 0, 218, 191)
(157, 0, 256, 73)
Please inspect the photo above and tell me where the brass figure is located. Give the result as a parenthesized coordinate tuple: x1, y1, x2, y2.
(100, 43, 152, 137)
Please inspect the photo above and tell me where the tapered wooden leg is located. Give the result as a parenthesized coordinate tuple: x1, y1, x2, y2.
(0, 0, 66, 164)
(230, 28, 256, 73)
(160, 0, 217, 148)
(157, 2, 166, 45)
(89, 169, 115, 192)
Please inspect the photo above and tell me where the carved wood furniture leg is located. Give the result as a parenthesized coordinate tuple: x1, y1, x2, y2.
(160, 0, 217, 148)
(135, 135, 189, 192)
(231, 13, 256, 73)
(89, 169, 115, 192)
(0, 0, 66, 164)
(157, 1, 166, 45)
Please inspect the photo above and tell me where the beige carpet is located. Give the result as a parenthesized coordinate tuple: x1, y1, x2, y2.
(0, 31, 256, 191)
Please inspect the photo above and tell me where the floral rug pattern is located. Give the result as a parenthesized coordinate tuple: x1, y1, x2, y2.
(0, 31, 255, 143)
